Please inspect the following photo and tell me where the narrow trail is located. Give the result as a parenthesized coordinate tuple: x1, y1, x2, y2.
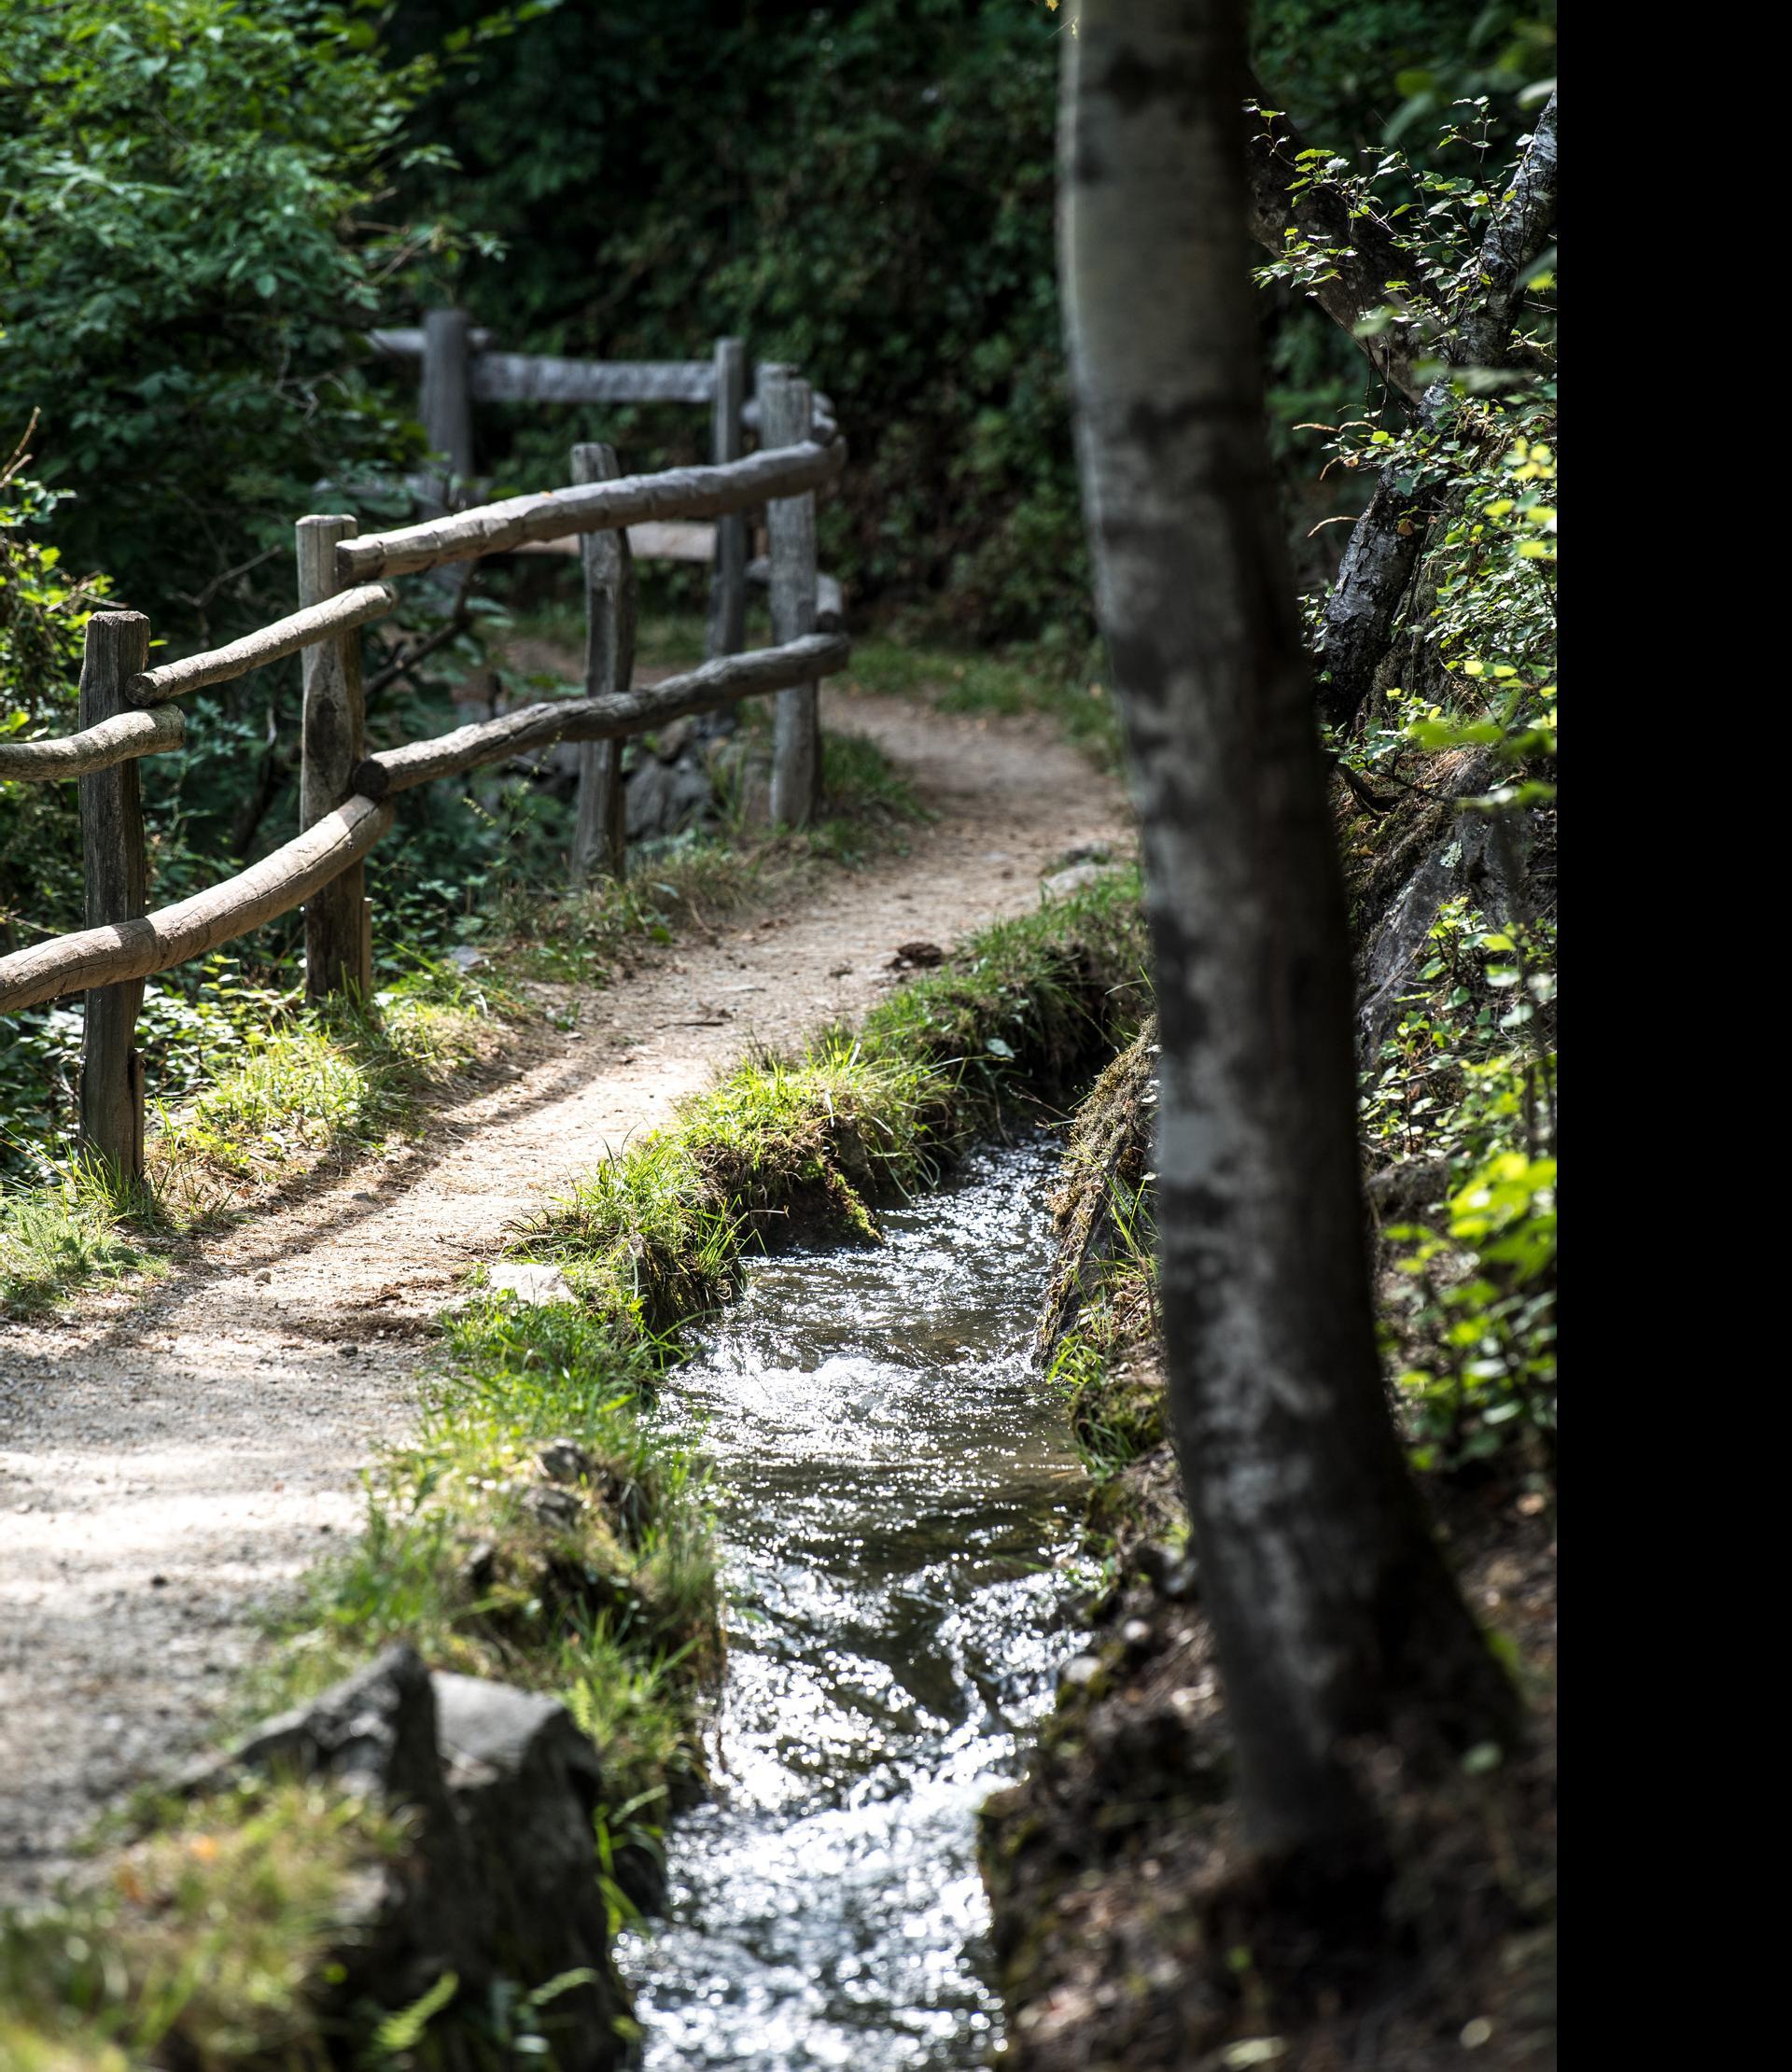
(0, 687, 1129, 1899)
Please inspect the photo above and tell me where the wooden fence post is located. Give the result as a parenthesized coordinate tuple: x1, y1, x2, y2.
(77, 610, 151, 1183)
(760, 365, 821, 827)
(420, 306, 475, 511)
(706, 337, 748, 660)
(569, 442, 637, 885)
(297, 514, 371, 1001)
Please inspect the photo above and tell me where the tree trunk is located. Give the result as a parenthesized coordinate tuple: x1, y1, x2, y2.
(1059, 0, 1516, 1861)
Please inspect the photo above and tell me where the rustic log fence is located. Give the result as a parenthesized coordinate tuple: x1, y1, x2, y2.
(0, 340, 849, 1184)
(368, 314, 839, 654)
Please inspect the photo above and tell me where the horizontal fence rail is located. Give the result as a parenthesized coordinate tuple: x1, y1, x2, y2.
(472, 354, 715, 407)
(130, 585, 399, 706)
(2, 334, 848, 1181)
(0, 798, 394, 1015)
(0, 706, 184, 781)
(0, 637, 846, 1015)
(366, 326, 833, 430)
(339, 439, 845, 583)
(354, 633, 848, 801)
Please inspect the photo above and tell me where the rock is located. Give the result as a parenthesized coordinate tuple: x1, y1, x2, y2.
(1132, 1538, 1200, 1603)
(539, 1437, 596, 1486)
(1041, 860, 1121, 902)
(1354, 777, 1533, 1062)
(1365, 1155, 1452, 1222)
(459, 1539, 498, 1595)
(625, 748, 713, 840)
(521, 1482, 585, 1532)
(432, 1673, 615, 2056)
(189, 1644, 627, 2068)
(488, 1263, 576, 1308)
(649, 718, 695, 763)
(204, 1641, 447, 1809)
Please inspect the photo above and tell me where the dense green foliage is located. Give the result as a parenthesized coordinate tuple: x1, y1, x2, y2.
(3, 0, 419, 624)
(0, 0, 1552, 1025)
(386, 0, 1554, 633)
(1303, 121, 1558, 1476)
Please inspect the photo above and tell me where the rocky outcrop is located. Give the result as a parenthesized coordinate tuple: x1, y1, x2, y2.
(1342, 748, 1550, 1063)
(189, 1644, 627, 2069)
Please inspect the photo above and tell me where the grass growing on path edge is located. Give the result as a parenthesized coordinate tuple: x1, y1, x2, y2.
(1, 869, 1148, 2069)
(0, 959, 510, 1321)
(0, 726, 925, 1322)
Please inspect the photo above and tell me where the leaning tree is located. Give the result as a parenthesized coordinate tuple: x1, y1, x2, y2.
(1057, 0, 1537, 1865)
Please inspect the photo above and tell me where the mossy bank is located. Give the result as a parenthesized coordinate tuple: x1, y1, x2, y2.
(2, 868, 1147, 2070)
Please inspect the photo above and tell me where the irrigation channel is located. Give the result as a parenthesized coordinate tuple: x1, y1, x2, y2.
(623, 1137, 1089, 2068)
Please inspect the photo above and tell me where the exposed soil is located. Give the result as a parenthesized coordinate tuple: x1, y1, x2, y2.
(0, 684, 1130, 1901)
(980, 1495, 1558, 2072)
(982, 1016, 1558, 2071)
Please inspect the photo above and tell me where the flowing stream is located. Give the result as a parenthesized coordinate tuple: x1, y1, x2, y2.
(623, 1138, 1086, 2068)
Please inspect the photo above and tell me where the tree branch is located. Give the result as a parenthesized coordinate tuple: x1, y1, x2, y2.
(1241, 88, 1438, 406)
(1451, 94, 1559, 371)
(1307, 97, 1559, 730)
(1317, 474, 1432, 730)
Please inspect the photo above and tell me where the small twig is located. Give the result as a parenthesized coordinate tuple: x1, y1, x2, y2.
(1, 407, 40, 489)
(172, 543, 282, 614)
(1328, 756, 1401, 813)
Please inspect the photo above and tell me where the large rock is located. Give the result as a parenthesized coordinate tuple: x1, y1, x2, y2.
(433, 1673, 616, 2057)
(488, 1262, 578, 1308)
(1040, 859, 1123, 903)
(625, 729, 717, 840)
(196, 1644, 627, 2068)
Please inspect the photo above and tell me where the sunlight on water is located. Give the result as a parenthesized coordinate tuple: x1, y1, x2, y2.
(623, 1138, 1085, 2069)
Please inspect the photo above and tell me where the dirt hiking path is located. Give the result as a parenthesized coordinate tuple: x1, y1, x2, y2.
(0, 688, 1129, 1899)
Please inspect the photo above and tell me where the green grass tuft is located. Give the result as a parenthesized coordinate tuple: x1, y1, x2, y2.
(0, 1780, 401, 2070)
(0, 1155, 156, 1319)
(157, 959, 509, 1187)
(258, 1295, 721, 1911)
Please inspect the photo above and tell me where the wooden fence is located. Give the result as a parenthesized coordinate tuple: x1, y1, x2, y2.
(369, 314, 839, 661)
(0, 346, 849, 1184)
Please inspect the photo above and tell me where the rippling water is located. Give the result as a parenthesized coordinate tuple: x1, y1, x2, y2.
(623, 1138, 1085, 2069)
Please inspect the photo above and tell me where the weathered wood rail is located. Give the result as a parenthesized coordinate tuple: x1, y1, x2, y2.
(1, 332, 848, 1183)
(369, 312, 836, 662)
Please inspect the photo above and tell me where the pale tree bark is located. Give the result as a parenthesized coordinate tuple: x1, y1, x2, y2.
(1059, 0, 1517, 1861)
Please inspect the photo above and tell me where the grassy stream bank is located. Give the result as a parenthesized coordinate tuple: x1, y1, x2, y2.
(2, 869, 1146, 2069)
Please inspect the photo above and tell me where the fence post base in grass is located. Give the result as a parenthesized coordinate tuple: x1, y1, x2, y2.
(707, 337, 749, 664)
(298, 515, 371, 1002)
(760, 365, 821, 828)
(570, 442, 637, 886)
(77, 611, 153, 1183)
